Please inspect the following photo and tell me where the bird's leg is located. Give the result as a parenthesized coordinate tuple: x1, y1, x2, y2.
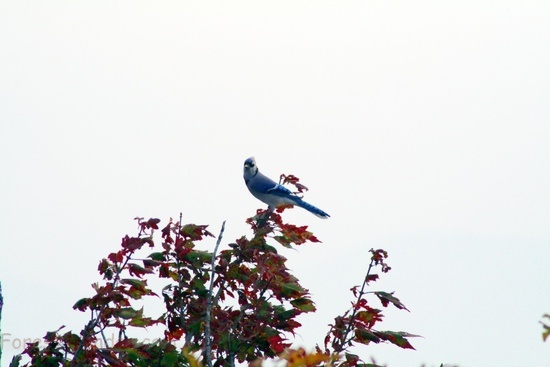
(256, 207, 274, 228)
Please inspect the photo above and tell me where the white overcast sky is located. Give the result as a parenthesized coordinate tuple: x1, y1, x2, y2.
(1, 1, 549, 366)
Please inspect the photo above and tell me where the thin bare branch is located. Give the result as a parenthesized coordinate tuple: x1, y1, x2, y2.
(205, 220, 226, 367)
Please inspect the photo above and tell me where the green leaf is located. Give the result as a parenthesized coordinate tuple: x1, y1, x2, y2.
(129, 315, 155, 327)
(355, 328, 380, 344)
(374, 331, 418, 350)
(61, 331, 81, 350)
(355, 309, 383, 327)
(185, 249, 213, 265)
(191, 277, 208, 297)
(72, 298, 89, 311)
(290, 297, 316, 312)
(149, 252, 165, 261)
(274, 306, 296, 321)
(345, 352, 359, 363)
(274, 235, 293, 248)
(375, 291, 409, 311)
(9, 355, 22, 367)
(281, 282, 306, 297)
(120, 278, 147, 288)
(181, 224, 213, 240)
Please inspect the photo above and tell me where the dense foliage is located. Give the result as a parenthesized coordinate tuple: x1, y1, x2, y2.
(10, 182, 416, 367)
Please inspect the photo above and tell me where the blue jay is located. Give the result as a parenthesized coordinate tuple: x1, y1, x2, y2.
(243, 157, 330, 219)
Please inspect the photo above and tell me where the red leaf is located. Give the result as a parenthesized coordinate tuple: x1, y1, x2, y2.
(128, 263, 153, 278)
(366, 274, 379, 283)
(98, 259, 110, 275)
(355, 308, 384, 328)
(161, 222, 173, 241)
(113, 338, 138, 349)
(108, 251, 124, 264)
(145, 218, 160, 230)
(280, 174, 309, 194)
(166, 328, 184, 341)
(121, 236, 144, 251)
(268, 335, 290, 353)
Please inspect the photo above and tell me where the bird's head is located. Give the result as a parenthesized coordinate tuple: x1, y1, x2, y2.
(243, 156, 258, 181)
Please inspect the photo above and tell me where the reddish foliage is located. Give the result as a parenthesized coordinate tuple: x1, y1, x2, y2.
(324, 248, 416, 359)
(14, 205, 416, 367)
(108, 250, 124, 264)
(268, 335, 291, 354)
(280, 174, 309, 194)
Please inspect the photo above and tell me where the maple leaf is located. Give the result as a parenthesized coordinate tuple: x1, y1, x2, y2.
(98, 258, 110, 275)
(165, 328, 184, 341)
(281, 348, 330, 367)
(61, 331, 81, 351)
(355, 309, 384, 328)
(129, 315, 157, 328)
(148, 252, 165, 261)
(281, 282, 306, 298)
(145, 218, 161, 229)
(290, 298, 316, 313)
(108, 251, 124, 264)
(121, 236, 144, 251)
(345, 352, 360, 366)
(354, 327, 381, 344)
(128, 263, 154, 278)
(73, 298, 90, 311)
(373, 331, 418, 350)
(365, 274, 379, 283)
(180, 224, 214, 240)
(280, 174, 309, 194)
(267, 335, 290, 354)
(113, 338, 138, 349)
(161, 222, 172, 239)
(375, 291, 409, 311)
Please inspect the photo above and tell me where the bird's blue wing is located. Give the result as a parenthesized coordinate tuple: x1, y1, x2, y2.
(266, 183, 295, 197)
(251, 174, 296, 198)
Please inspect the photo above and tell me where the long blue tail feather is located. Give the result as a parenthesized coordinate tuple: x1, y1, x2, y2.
(294, 198, 330, 219)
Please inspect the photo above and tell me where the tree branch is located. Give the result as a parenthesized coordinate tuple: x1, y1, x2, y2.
(205, 220, 226, 367)
(340, 254, 376, 350)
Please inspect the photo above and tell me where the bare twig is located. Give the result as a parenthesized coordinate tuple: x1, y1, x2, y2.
(99, 325, 109, 348)
(175, 226, 187, 344)
(205, 220, 226, 367)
